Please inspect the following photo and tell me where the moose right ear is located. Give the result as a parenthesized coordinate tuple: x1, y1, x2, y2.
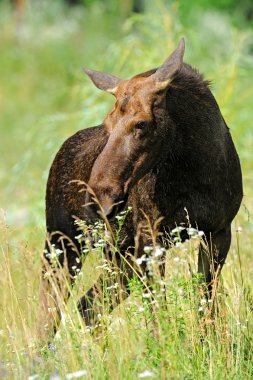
(152, 38, 185, 91)
(83, 68, 122, 95)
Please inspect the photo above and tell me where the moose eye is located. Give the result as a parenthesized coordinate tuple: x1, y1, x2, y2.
(135, 121, 146, 130)
(133, 121, 150, 138)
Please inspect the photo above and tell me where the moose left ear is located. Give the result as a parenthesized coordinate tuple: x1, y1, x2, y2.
(152, 38, 185, 90)
(84, 68, 122, 95)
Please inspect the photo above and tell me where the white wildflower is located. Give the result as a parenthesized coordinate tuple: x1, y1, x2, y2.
(171, 226, 185, 234)
(144, 246, 153, 253)
(28, 375, 39, 380)
(106, 283, 118, 290)
(94, 242, 105, 248)
(187, 227, 198, 236)
(136, 255, 146, 265)
(66, 370, 87, 379)
(46, 249, 62, 260)
(138, 370, 155, 378)
(154, 246, 163, 257)
(146, 257, 155, 265)
(142, 293, 151, 299)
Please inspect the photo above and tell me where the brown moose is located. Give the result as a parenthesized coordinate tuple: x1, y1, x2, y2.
(39, 39, 243, 340)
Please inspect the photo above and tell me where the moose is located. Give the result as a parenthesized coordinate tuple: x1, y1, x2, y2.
(39, 39, 243, 340)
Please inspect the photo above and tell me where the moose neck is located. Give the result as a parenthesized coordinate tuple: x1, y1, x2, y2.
(161, 64, 223, 162)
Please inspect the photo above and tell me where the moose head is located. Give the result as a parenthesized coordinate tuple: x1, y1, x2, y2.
(84, 39, 185, 218)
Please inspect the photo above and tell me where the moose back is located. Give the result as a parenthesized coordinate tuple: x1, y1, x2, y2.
(39, 39, 243, 340)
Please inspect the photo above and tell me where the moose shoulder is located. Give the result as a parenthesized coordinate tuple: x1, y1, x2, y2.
(39, 39, 243, 340)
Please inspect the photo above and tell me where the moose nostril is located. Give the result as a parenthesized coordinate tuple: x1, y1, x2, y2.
(100, 205, 114, 218)
(85, 187, 126, 220)
(103, 194, 126, 218)
(98, 195, 120, 218)
(95, 195, 124, 219)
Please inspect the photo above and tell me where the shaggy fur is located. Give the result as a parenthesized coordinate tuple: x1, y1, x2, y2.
(39, 44, 243, 338)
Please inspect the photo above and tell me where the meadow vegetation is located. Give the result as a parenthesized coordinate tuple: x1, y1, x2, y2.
(0, 0, 253, 378)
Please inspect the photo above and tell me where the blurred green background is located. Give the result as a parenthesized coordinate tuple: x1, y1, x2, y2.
(0, 0, 252, 232)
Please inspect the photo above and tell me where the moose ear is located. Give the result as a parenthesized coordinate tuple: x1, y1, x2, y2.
(83, 68, 122, 95)
(152, 38, 185, 90)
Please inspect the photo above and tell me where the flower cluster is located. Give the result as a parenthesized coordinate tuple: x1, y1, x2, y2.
(44, 244, 62, 267)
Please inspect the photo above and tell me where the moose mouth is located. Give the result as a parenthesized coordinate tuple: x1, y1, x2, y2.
(85, 190, 129, 221)
(98, 194, 128, 220)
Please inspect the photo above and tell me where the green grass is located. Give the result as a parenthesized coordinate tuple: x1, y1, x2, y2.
(0, 1, 253, 378)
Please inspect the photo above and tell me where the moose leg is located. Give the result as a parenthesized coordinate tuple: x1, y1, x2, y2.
(198, 225, 231, 299)
(38, 233, 80, 342)
(78, 254, 135, 327)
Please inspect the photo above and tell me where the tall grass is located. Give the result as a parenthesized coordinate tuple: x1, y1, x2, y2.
(0, 1, 253, 378)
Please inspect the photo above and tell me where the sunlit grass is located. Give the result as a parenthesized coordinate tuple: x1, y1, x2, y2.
(0, 0, 253, 379)
(1, 213, 252, 378)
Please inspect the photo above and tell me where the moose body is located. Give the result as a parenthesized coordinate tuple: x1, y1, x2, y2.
(39, 40, 243, 340)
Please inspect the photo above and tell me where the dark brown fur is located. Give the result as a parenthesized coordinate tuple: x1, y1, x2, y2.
(39, 41, 243, 340)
